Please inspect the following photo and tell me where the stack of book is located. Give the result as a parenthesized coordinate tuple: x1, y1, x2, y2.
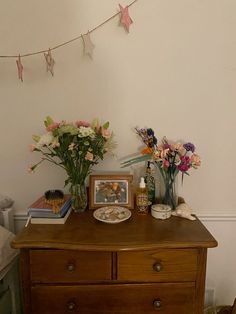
(28, 195, 72, 224)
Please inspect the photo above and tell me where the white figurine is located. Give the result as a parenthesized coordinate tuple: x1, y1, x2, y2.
(172, 203, 196, 221)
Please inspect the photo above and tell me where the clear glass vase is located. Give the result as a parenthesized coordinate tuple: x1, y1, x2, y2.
(69, 182, 87, 213)
(162, 173, 178, 210)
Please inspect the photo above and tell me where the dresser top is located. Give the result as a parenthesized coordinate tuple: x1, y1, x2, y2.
(12, 210, 217, 251)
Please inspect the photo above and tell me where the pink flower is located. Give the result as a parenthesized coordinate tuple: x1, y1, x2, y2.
(75, 120, 90, 127)
(101, 127, 111, 139)
(27, 166, 34, 173)
(171, 143, 183, 152)
(191, 153, 201, 167)
(162, 143, 171, 150)
(29, 144, 36, 152)
(177, 156, 191, 172)
(46, 122, 60, 132)
(163, 159, 170, 168)
(51, 141, 60, 149)
(158, 147, 169, 159)
(85, 151, 94, 161)
(68, 143, 76, 151)
(59, 120, 67, 126)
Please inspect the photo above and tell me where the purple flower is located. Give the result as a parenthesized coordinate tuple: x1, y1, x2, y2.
(136, 127, 157, 148)
(183, 142, 195, 153)
(147, 128, 154, 136)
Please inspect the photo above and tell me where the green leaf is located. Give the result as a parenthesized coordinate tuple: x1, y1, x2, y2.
(64, 178, 71, 187)
(44, 116, 54, 128)
(91, 118, 99, 129)
(32, 135, 40, 142)
(102, 121, 109, 129)
(121, 154, 151, 168)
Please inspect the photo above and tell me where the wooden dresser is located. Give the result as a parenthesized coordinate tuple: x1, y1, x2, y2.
(11, 210, 217, 314)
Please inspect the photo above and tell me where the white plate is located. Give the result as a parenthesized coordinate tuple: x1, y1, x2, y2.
(93, 206, 131, 224)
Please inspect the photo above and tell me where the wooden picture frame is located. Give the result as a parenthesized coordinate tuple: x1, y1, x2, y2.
(89, 174, 133, 209)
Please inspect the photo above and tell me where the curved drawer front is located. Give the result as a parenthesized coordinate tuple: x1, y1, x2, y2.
(30, 250, 112, 282)
(31, 283, 195, 314)
(117, 249, 198, 282)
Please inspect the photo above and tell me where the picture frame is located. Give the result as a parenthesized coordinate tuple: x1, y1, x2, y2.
(89, 174, 133, 209)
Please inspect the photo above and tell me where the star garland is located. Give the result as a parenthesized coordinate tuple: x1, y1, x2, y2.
(0, 1, 138, 82)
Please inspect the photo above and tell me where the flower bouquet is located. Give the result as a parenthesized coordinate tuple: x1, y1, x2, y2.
(121, 128, 201, 209)
(29, 116, 114, 212)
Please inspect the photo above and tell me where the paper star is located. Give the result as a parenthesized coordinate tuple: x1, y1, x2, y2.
(119, 4, 133, 32)
(82, 32, 95, 59)
(44, 49, 55, 76)
(16, 55, 23, 82)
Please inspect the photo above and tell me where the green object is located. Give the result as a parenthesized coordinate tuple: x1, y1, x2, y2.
(144, 162, 156, 205)
(69, 183, 87, 212)
(161, 169, 178, 209)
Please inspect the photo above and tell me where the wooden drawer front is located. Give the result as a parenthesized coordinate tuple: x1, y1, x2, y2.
(30, 250, 111, 282)
(117, 249, 198, 282)
(31, 283, 195, 314)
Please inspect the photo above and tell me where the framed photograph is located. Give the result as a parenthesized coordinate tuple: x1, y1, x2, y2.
(89, 174, 133, 209)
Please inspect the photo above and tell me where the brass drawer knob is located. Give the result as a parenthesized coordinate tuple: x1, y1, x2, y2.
(153, 262, 162, 272)
(67, 263, 76, 272)
(153, 299, 162, 310)
(67, 301, 77, 311)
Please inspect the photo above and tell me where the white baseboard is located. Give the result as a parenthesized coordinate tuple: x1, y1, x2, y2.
(196, 209, 236, 221)
(13, 210, 236, 233)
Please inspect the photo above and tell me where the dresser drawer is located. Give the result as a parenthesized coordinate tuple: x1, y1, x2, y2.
(30, 250, 112, 282)
(117, 249, 198, 282)
(31, 282, 195, 314)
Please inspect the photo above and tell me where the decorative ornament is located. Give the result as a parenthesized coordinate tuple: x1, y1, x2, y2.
(44, 48, 55, 76)
(119, 4, 133, 32)
(82, 32, 95, 59)
(16, 55, 23, 82)
(0, 0, 138, 81)
(172, 203, 196, 221)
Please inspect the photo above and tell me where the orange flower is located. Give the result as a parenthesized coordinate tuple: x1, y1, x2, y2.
(141, 147, 153, 155)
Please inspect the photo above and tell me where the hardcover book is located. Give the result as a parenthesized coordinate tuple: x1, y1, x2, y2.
(30, 208, 72, 224)
(28, 195, 71, 218)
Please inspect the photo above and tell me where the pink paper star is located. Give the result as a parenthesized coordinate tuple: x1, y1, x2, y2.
(119, 4, 133, 32)
(16, 55, 23, 82)
(44, 49, 55, 76)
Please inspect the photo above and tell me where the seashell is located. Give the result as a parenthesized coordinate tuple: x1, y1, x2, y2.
(117, 212, 126, 219)
(172, 203, 196, 220)
(104, 208, 113, 214)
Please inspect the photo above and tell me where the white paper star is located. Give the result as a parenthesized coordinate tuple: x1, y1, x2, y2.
(82, 32, 95, 59)
(44, 49, 55, 76)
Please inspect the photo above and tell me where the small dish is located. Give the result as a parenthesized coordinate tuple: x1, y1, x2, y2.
(93, 206, 131, 224)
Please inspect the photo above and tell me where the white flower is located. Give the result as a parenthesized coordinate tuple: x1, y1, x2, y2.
(78, 127, 95, 138)
(36, 132, 54, 148)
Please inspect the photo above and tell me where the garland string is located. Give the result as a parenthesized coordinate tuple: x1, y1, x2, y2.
(0, 0, 138, 59)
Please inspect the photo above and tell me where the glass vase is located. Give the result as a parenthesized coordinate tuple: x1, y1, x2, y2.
(162, 173, 178, 210)
(69, 182, 87, 213)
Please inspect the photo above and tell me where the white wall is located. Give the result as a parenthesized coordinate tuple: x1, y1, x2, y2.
(1, 0, 236, 306)
(202, 218, 236, 306)
(0, 0, 235, 215)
